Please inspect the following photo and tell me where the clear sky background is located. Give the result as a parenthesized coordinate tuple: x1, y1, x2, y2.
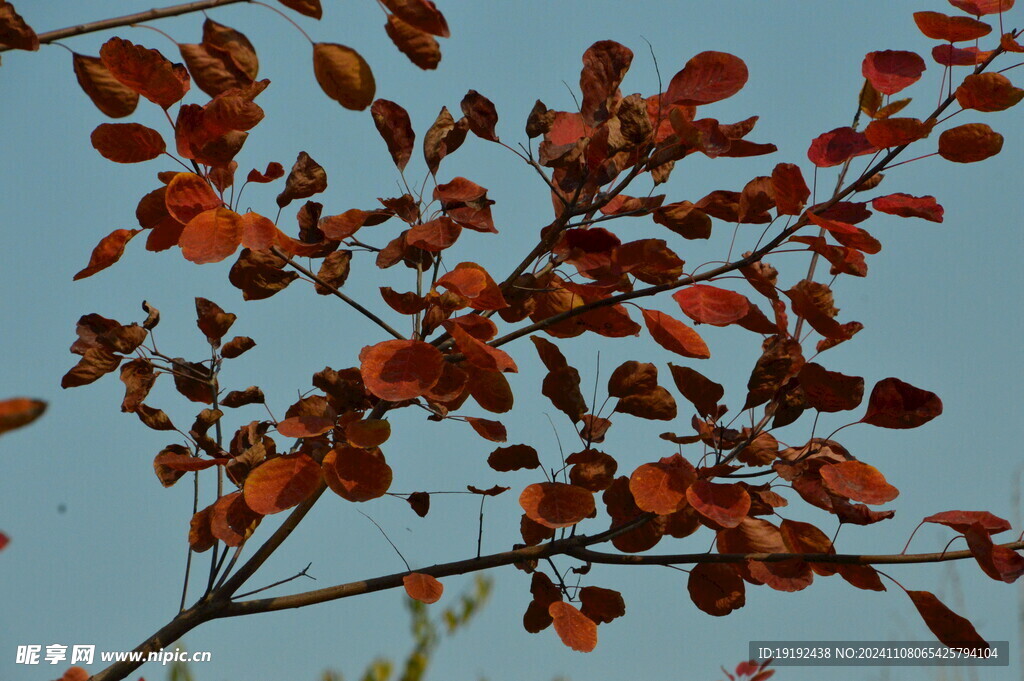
(2, 1, 1023, 680)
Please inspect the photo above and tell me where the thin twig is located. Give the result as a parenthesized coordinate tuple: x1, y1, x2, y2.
(1, 0, 251, 53)
(232, 562, 316, 599)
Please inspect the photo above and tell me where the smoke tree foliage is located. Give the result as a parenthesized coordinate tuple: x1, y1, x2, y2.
(2, 1, 1024, 680)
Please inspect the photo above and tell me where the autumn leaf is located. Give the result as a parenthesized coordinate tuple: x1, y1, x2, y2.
(243, 453, 322, 515)
(359, 340, 443, 400)
(519, 482, 595, 529)
(861, 377, 942, 429)
(0, 397, 46, 436)
(403, 572, 443, 603)
(313, 43, 375, 110)
(74, 229, 140, 280)
(322, 446, 393, 502)
(73, 53, 139, 118)
(548, 601, 597, 652)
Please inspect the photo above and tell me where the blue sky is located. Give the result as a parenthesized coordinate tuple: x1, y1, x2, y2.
(2, 1, 1023, 680)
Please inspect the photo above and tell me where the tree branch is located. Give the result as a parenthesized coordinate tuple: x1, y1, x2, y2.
(1, 0, 252, 53)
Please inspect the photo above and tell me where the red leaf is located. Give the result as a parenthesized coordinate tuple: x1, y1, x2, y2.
(519, 482, 595, 529)
(381, 0, 450, 37)
(820, 461, 899, 505)
(629, 454, 697, 514)
(914, 11, 992, 41)
(247, 162, 284, 183)
(861, 377, 942, 429)
(0, 2, 39, 51)
(210, 491, 261, 546)
(435, 262, 508, 310)
(448, 324, 517, 373)
(668, 364, 724, 418)
(579, 586, 625, 624)
(466, 417, 507, 442)
(580, 40, 633, 126)
(346, 419, 391, 448)
(872, 193, 944, 222)
(955, 73, 1024, 112)
(949, 0, 1014, 14)
(922, 510, 1011, 534)
(242, 453, 322, 514)
(964, 525, 1024, 582)
(548, 601, 598, 652)
(686, 480, 751, 528)
(278, 0, 323, 19)
(807, 127, 876, 167)
(371, 99, 415, 170)
(864, 117, 933, 148)
(907, 590, 989, 651)
(806, 212, 881, 254)
(798, 362, 864, 412)
(359, 340, 444, 400)
(641, 309, 710, 359)
(861, 51, 926, 95)
(688, 563, 745, 616)
(407, 217, 462, 252)
(319, 208, 393, 240)
(403, 572, 444, 603)
(770, 163, 810, 215)
(74, 228, 140, 280)
(277, 415, 335, 438)
(90, 123, 166, 163)
(672, 285, 750, 326)
(322, 446, 393, 502)
(465, 366, 514, 413)
(73, 53, 139, 118)
(666, 51, 748, 105)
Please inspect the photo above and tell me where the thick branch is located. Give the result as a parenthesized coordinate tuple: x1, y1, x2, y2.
(1, 0, 251, 53)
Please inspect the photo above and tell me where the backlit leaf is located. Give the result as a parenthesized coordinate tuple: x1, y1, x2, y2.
(243, 453, 321, 514)
(407, 217, 461, 252)
(322, 446, 393, 501)
(211, 491, 260, 546)
(579, 40, 633, 126)
(668, 364, 724, 418)
(100, 37, 190, 109)
(276, 151, 328, 208)
(386, 15, 442, 70)
(403, 572, 444, 604)
(686, 481, 751, 528)
(180, 207, 243, 264)
(666, 51, 748, 105)
(673, 285, 749, 326)
(807, 127, 876, 167)
(436, 262, 507, 310)
(820, 461, 899, 505)
(466, 417, 506, 442)
(359, 340, 443, 400)
(964, 525, 1024, 582)
(73, 53, 139, 118)
(277, 0, 322, 19)
(548, 601, 597, 652)
(913, 11, 992, 41)
(165, 172, 222, 224)
(448, 323, 517, 373)
(74, 228, 140, 280)
(629, 454, 697, 515)
(520, 482, 595, 529)
(771, 163, 810, 215)
(461, 90, 500, 141)
(0, 1, 38, 50)
(313, 43, 374, 110)
(381, 0, 450, 36)
(922, 510, 1011, 534)
(872, 193, 944, 222)
(864, 117, 933, 148)
(938, 123, 1003, 162)
(641, 309, 710, 359)
(465, 367, 514, 413)
(949, 0, 1014, 14)
(861, 51, 926, 95)
(861, 377, 942, 429)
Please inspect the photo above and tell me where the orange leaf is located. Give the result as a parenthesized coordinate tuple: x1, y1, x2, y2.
(666, 51, 748, 105)
(276, 415, 335, 438)
(465, 366, 513, 413)
(322, 446, 393, 501)
(0, 397, 46, 435)
(519, 482, 595, 529)
(548, 601, 597, 652)
(861, 377, 942, 429)
(242, 453, 322, 514)
(913, 11, 992, 41)
(211, 491, 261, 546)
(466, 417, 506, 442)
(346, 419, 391, 448)
(629, 455, 697, 515)
(938, 123, 1003, 162)
(313, 43, 375, 110)
(686, 480, 751, 528)
(436, 262, 508, 310)
(359, 340, 443, 400)
(672, 285, 749, 326)
(955, 72, 1024, 112)
(165, 172, 222, 224)
(319, 208, 393, 240)
(688, 563, 745, 616)
(74, 228, 140, 280)
(73, 53, 139, 118)
(907, 590, 989, 651)
(407, 216, 462, 252)
(180, 207, 242, 264)
(641, 309, 710, 358)
(403, 572, 444, 603)
(864, 117, 933, 148)
(820, 461, 899, 505)
(100, 37, 190, 108)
